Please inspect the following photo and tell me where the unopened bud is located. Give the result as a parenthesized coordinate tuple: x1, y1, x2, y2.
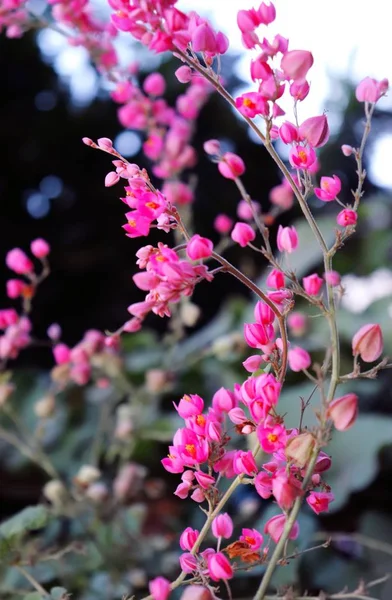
(285, 432, 316, 468)
(34, 395, 56, 419)
(43, 479, 67, 506)
(75, 465, 101, 487)
(180, 302, 201, 327)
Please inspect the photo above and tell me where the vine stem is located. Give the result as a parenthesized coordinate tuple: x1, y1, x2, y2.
(15, 565, 50, 597)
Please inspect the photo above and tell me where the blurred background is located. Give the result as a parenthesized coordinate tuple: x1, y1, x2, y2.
(1, 1, 392, 598)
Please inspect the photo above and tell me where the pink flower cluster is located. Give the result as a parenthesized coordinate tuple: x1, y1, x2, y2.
(0, 0, 28, 38)
(0, 309, 31, 361)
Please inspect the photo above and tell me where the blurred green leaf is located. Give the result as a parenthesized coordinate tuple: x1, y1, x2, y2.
(0, 506, 50, 561)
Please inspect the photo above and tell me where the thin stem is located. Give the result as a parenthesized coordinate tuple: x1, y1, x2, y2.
(15, 565, 50, 597)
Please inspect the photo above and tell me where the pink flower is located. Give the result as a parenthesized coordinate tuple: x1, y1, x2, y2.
(324, 271, 341, 286)
(30, 238, 50, 259)
(254, 471, 273, 499)
(352, 323, 383, 362)
(174, 394, 204, 419)
(266, 269, 285, 289)
(143, 73, 166, 96)
(272, 469, 302, 510)
(299, 115, 329, 148)
(287, 312, 307, 336)
(355, 76, 389, 103)
(218, 152, 245, 179)
(6, 248, 34, 275)
(337, 208, 357, 227)
(187, 235, 213, 260)
(289, 145, 317, 170)
(264, 514, 299, 543)
(237, 9, 260, 33)
(179, 553, 198, 573)
(306, 491, 334, 514)
(303, 273, 323, 296)
(175, 66, 192, 83)
(180, 527, 199, 551)
(214, 214, 233, 234)
(232, 450, 258, 475)
(53, 343, 70, 365)
(203, 139, 221, 155)
(212, 387, 236, 413)
(194, 471, 215, 489)
(288, 346, 311, 372)
(290, 80, 310, 101)
(277, 225, 299, 253)
(6, 279, 25, 299)
(279, 121, 299, 144)
(240, 528, 263, 550)
(327, 393, 358, 431)
(242, 355, 263, 373)
(258, 2, 276, 25)
(149, 576, 171, 600)
(212, 513, 233, 539)
(105, 171, 120, 187)
(341, 144, 354, 157)
(231, 222, 255, 247)
(281, 50, 314, 81)
(314, 175, 341, 201)
(235, 92, 268, 118)
(192, 23, 217, 53)
(269, 181, 294, 210)
(208, 552, 233, 581)
(257, 424, 287, 453)
(244, 322, 271, 348)
(179, 586, 212, 600)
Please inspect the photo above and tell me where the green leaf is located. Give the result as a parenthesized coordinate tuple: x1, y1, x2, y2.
(50, 587, 69, 600)
(327, 415, 392, 510)
(0, 505, 50, 561)
(23, 593, 43, 600)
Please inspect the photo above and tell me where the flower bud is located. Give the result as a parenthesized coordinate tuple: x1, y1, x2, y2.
(290, 80, 310, 101)
(303, 273, 323, 296)
(281, 50, 314, 81)
(180, 586, 212, 600)
(75, 465, 101, 486)
(266, 269, 285, 289)
(212, 513, 233, 539)
(43, 479, 67, 506)
(6, 248, 34, 275)
(143, 73, 166, 96)
(208, 552, 233, 581)
(218, 152, 245, 179)
(187, 234, 213, 260)
(175, 65, 192, 83)
(327, 393, 358, 431)
(149, 576, 170, 600)
(97, 137, 113, 151)
(287, 312, 307, 337)
(352, 323, 383, 362)
(277, 225, 298, 253)
(30, 238, 50, 259)
(34, 395, 56, 419)
(105, 171, 120, 187)
(286, 432, 316, 468)
(324, 270, 341, 286)
(279, 121, 298, 144)
(341, 144, 354, 156)
(204, 139, 221, 155)
(299, 115, 329, 148)
(231, 222, 255, 247)
(258, 2, 276, 25)
(337, 208, 357, 227)
(288, 346, 311, 372)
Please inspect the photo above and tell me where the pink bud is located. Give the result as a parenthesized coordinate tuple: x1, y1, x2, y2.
(254, 301, 275, 325)
(6, 279, 25, 299)
(194, 471, 215, 489)
(355, 76, 388, 103)
(180, 527, 199, 551)
(212, 513, 233, 539)
(143, 73, 166, 96)
(82, 137, 94, 146)
(228, 407, 247, 423)
(290, 80, 310, 101)
(216, 31, 229, 54)
(269, 182, 294, 210)
(231, 222, 255, 247)
(277, 225, 299, 253)
(287, 312, 307, 337)
(105, 172, 120, 187)
(258, 2, 276, 25)
(352, 323, 383, 362)
(218, 152, 245, 179)
(237, 9, 260, 33)
(180, 586, 212, 600)
(214, 214, 233, 234)
(264, 513, 299, 543)
(242, 355, 263, 373)
(212, 387, 236, 413)
(341, 144, 354, 157)
(281, 50, 314, 81)
(30, 238, 50, 259)
(337, 209, 357, 227)
(179, 553, 198, 573)
(149, 577, 171, 600)
(306, 491, 334, 514)
(192, 23, 217, 53)
(266, 269, 285, 289)
(204, 139, 221, 155)
(327, 393, 358, 431)
(303, 273, 323, 296)
(208, 552, 233, 581)
(47, 323, 62, 340)
(6, 248, 34, 275)
(288, 346, 311, 372)
(279, 121, 298, 144)
(97, 137, 113, 151)
(187, 234, 213, 260)
(324, 270, 341, 286)
(53, 343, 71, 365)
(175, 65, 192, 83)
(299, 115, 329, 148)
(244, 322, 271, 348)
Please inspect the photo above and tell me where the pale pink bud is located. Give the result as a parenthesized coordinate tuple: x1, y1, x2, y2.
(279, 121, 298, 144)
(180, 527, 199, 551)
(266, 269, 285, 289)
(186, 234, 213, 260)
(30, 238, 50, 259)
(337, 209, 357, 227)
(355, 76, 387, 103)
(285, 432, 316, 468)
(6, 279, 25, 298)
(82, 137, 94, 146)
(231, 222, 255, 247)
(149, 577, 170, 600)
(228, 407, 247, 424)
(216, 31, 229, 54)
(214, 214, 233, 234)
(352, 323, 383, 362)
(242, 355, 263, 372)
(269, 182, 294, 210)
(324, 270, 341, 286)
(179, 586, 212, 600)
(6, 248, 34, 275)
(327, 393, 358, 431)
(204, 139, 221, 155)
(341, 144, 354, 157)
(303, 273, 323, 296)
(281, 50, 314, 81)
(194, 471, 215, 489)
(175, 65, 192, 83)
(299, 115, 329, 148)
(97, 137, 113, 151)
(288, 346, 311, 372)
(208, 552, 233, 581)
(258, 2, 276, 25)
(237, 9, 259, 33)
(212, 513, 233, 539)
(237, 200, 255, 221)
(105, 172, 120, 187)
(212, 387, 236, 413)
(277, 225, 298, 253)
(191, 488, 205, 502)
(143, 73, 166, 96)
(218, 152, 245, 179)
(290, 80, 310, 101)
